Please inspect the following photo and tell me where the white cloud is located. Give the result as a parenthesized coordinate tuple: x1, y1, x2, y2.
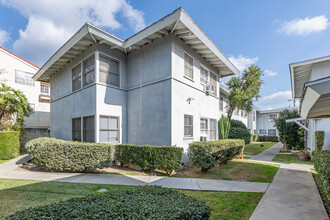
(0, 29, 10, 45)
(228, 55, 259, 72)
(256, 90, 295, 110)
(278, 15, 329, 35)
(0, 0, 146, 65)
(264, 69, 277, 77)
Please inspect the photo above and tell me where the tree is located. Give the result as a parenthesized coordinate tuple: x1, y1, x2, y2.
(0, 83, 33, 131)
(225, 65, 263, 121)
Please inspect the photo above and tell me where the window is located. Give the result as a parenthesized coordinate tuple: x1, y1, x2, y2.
(219, 97, 224, 111)
(72, 64, 81, 91)
(40, 84, 49, 94)
(241, 110, 244, 117)
(72, 117, 81, 142)
(184, 115, 193, 137)
(268, 129, 276, 136)
(184, 53, 193, 80)
(83, 116, 94, 142)
(29, 103, 35, 117)
(15, 70, 35, 86)
(209, 72, 217, 96)
(259, 129, 267, 135)
(100, 116, 120, 143)
(200, 118, 208, 141)
(99, 55, 120, 87)
(234, 108, 239, 116)
(268, 114, 277, 121)
(83, 56, 95, 87)
(210, 119, 217, 140)
(253, 110, 256, 121)
(200, 66, 208, 91)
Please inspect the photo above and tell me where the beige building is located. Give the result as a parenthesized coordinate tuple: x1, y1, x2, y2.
(0, 46, 50, 140)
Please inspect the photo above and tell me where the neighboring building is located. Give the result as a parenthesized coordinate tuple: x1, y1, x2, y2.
(0, 46, 50, 140)
(33, 8, 240, 156)
(289, 55, 330, 151)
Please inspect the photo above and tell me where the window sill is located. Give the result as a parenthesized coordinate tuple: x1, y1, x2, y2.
(183, 75, 194, 82)
(183, 137, 194, 140)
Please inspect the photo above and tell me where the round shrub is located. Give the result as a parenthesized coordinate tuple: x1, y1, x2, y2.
(0, 131, 20, 160)
(26, 137, 115, 172)
(7, 186, 210, 220)
(230, 119, 247, 129)
(228, 127, 251, 145)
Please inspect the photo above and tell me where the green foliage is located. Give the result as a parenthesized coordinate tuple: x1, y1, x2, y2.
(230, 119, 247, 129)
(26, 137, 115, 172)
(0, 83, 33, 131)
(226, 65, 263, 120)
(313, 150, 330, 200)
(7, 186, 210, 220)
(188, 139, 245, 172)
(315, 131, 325, 150)
(274, 109, 302, 150)
(218, 114, 230, 139)
(229, 127, 251, 145)
(257, 136, 278, 142)
(115, 144, 183, 174)
(250, 134, 259, 142)
(0, 131, 19, 159)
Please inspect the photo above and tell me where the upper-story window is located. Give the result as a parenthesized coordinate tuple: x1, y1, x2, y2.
(40, 84, 49, 94)
(200, 66, 218, 96)
(200, 66, 208, 86)
(83, 56, 95, 87)
(15, 70, 35, 86)
(219, 97, 224, 111)
(184, 53, 193, 80)
(234, 108, 240, 116)
(268, 114, 277, 121)
(99, 55, 120, 87)
(72, 63, 81, 92)
(209, 72, 217, 96)
(253, 110, 256, 121)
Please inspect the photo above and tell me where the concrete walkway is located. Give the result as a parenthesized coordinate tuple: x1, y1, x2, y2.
(250, 143, 329, 220)
(247, 142, 282, 161)
(0, 155, 269, 193)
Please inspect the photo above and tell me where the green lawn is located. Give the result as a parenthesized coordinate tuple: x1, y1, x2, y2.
(0, 178, 263, 220)
(0, 159, 9, 164)
(244, 142, 277, 155)
(173, 158, 279, 183)
(272, 154, 313, 165)
(311, 169, 330, 217)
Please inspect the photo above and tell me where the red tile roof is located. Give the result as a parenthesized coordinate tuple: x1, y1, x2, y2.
(0, 46, 40, 69)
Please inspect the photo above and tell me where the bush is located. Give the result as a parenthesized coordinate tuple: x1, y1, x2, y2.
(0, 131, 19, 160)
(258, 136, 278, 142)
(229, 127, 251, 144)
(313, 150, 330, 200)
(250, 134, 259, 142)
(315, 131, 325, 150)
(115, 144, 183, 174)
(230, 119, 247, 129)
(7, 186, 210, 220)
(26, 137, 115, 172)
(188, 139, 245, 172)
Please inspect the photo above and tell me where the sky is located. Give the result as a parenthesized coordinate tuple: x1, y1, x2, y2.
(0, 0, 330, 110)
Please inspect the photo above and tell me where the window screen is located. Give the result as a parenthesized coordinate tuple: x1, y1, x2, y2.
(184, 115, 193, 137)
(72, 117, 81, 142)
(99, 116, 120, 143)
(210, 119, 217, 140)
(72, 64, 81, 91)
(15, 70, 35, 86)
(83, 116, 94, 142)
(184, 53, 193, 79)
(83, 56, 95, 86)
(99, 55, 120, 87)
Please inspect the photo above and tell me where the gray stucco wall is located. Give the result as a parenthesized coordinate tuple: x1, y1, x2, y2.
(256, 113, 278, 136)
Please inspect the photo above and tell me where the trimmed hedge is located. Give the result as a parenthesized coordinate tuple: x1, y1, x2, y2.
(229, 127, 251, 145)
(7, 186, 210, 220)
(115, 144, 183, 174)
(251, 134, 259, 142)
(258, 136, 278, 142)
(230, 119, 247, 129)
(313, 150, 330, 200)
(0, 131, 20, 160)
(188, 139, 245, 172)
(315, 131, 325, 150)
(26, 137, 115, 172)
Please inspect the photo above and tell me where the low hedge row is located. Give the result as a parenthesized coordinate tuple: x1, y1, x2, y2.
(115, 144, 183, 174)
(258, 136, 278, 142)
(0, 131, 20, 160)
(26, 138, 115, 172)
(313, 150, 330, 200)
(228, 127, 251, 145)
(7, 186, 210, 220)
(188, 139, 245, 172)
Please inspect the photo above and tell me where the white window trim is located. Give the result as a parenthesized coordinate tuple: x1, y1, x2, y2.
(184, 52, 194, 81)
(184, 114, 194, 138)
(99, 52, 121, 89)
(99, 115, 121, 144)
(199, 64, 218, 97)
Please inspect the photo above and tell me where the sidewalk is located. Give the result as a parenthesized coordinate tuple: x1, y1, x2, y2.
(0, 155, 269, 193)
(250, 143, 328, 220)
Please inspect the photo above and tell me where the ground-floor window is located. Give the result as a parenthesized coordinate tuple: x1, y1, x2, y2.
(72, 117, 81, 141)
(99, 116, 120, 143)
(83, 116, 95, 142)
(184, 114, 193, 137)
(259, 129, 267, 135)
(268, 129, 276, 136)
(200, 118, 208, 141)
(210, 119, 217, 140)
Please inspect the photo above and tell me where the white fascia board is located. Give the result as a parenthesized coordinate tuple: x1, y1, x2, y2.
(87, 23, 124, 46)
(123, 9, 181, 48)
(179, 10, 239, 75)
(300, 87, 320, 119)
(33, 24, 90, 81)
(289, 63, 296, 98)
